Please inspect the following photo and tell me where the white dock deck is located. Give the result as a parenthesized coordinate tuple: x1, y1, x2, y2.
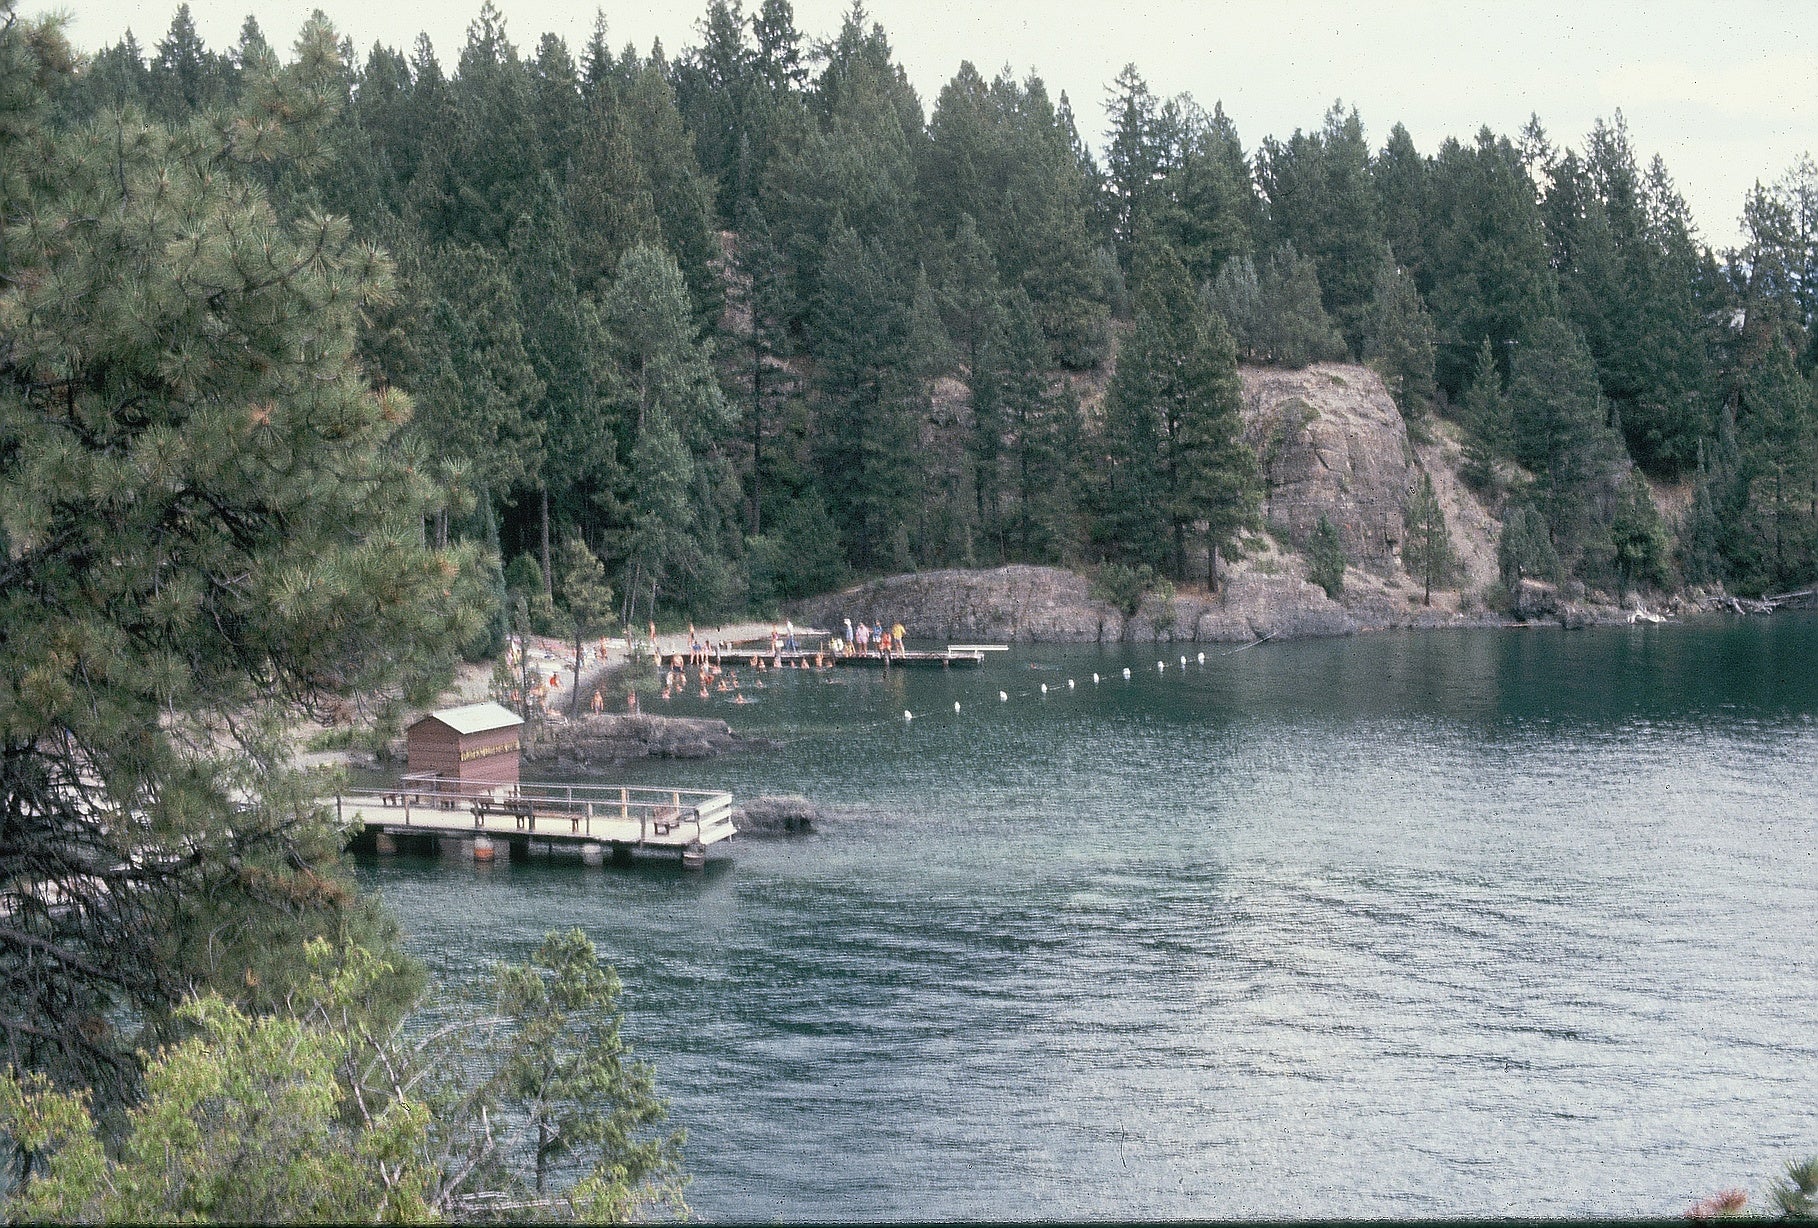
(335, 779, 735, 863)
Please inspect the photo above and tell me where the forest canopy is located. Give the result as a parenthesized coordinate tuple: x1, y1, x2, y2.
(26, 0, 1818, 613)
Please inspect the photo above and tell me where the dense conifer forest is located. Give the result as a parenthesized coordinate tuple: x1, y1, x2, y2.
(51, 0, 1818, 626)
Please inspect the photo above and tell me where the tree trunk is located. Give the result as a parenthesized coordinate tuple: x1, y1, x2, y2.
(1208, 542, 1221, 595)
(539, 485, 553, 599)
(571, 627, 584, 717)
(751, 341, 764, 536)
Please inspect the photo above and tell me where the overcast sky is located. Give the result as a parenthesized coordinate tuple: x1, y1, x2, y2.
(58, 0, 1815, 248)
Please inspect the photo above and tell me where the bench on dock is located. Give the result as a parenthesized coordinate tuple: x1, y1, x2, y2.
(470, 797, 537, 830)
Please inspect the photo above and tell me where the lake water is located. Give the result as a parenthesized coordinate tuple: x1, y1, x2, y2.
(360, 616, 1818, 1220)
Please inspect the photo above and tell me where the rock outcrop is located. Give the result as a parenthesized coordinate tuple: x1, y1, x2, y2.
(733, 794, 820, 835)
(1245, 363, 1414, 575)
(784, 363, 1659, 642)
(526, 714, 753, 769)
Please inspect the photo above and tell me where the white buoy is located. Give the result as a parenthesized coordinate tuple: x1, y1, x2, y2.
(904, 709, 913, 721)
(1197, 652, 1205, 665)
(1041, 683, 1048, 694)
(1122, 667, 1131, 679)
(1068, 679, 1076, 689)
(999, 690, 1008, 702)
(954, 700, 961, 713)
(1157, 661, 1165, 672)
(1093, 673, 1100, 685)
(1180, 655, 1187, 667)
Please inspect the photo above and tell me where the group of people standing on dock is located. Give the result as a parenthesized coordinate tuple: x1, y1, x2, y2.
(830, 617, 908, 659)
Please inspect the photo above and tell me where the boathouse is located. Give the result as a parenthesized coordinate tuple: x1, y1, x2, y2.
(404, 702, 524, 796)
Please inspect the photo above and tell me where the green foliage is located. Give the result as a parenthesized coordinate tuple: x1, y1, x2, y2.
(1499, 503, 1562, 588)
(0, 8, 477, 1099)
(34, 0, 1818, 628)
(1306, 515, 1348, 599)
(0, 995, 436, 1223)
(1099, 239, 1261, 586)
(746, 492, 849, 608)
(1459, 338, 1511, 493)
(1770, 1155, 1818, 1219)
(1401, 472, 1459, 604)
(1256, 102, 1385, 353)
(1, 934, 688, 1223)
(1208, 245, 1348, 368)
(557, 536, 616, 712)
(1609, 471, 1672, 597)
(1363, 261, 1438, 420)
(489, 931, 684, 1208)
(1091, 562, 1168, 619)
(811, 223, 928, 570)
(1507, 317, 1623, 567)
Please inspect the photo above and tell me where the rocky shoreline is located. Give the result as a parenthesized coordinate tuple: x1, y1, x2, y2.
(525, 713, 768, 771)
(783, 562, 1723, 646)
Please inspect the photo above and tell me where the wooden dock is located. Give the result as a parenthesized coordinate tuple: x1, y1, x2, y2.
(336, 777, 734, 869)
(716, 644, 986, 669)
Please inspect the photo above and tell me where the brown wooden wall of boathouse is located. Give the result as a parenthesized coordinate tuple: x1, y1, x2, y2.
(405, 721, 521, 794)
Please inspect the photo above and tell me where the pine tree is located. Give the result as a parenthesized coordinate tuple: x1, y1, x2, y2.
(1103, 239, 1260, 586)
(0, 8, 479, 1098)
(1252, 243, 1348, 368)
(730, 204, 799, 535)
(147, 3, 226, 121)
(811, 223, 927, 569)
(1679, 438, 1725, 586)
(1609, 471, 1671, 599)
(1401, 472, 1459, 604)
(1101, 64, 1163, 273)
(1256, 102, 1386, 353)
(1307, 515, 1347, 599)
(1372, 122, 1429, 283)
(1424, 128, 1558, 396)
(557, 536, 616, 713)
(1459, 338, 1509, 492)
(1507, 317, 1622, 566)
(1363, 261, 1438, 420)
(1499, 504, 1562, 587)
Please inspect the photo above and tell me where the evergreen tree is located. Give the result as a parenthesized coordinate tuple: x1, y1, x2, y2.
(508, 178, 622, 549)
(1401, 472, 1459, 604)
(1362, 260, 1438, 418)
(1499, 504, 1562, 587)
(147, 3, 227, 121)
(1256, 102, 1386, 353)
(600, 244, 736, 609)
(556, 536, 615, 714)
(1506, 317, 1621, 566)
(1147, 100, 1255, 285)
(730, 204, 799, 535)
(1609, 471, 1671, 599)
(1458, 338, 1510, 492)
(1733, 347, 1817, 592)
(0, 8, 478, 1099)
(1679, 439, 1725, 586)
(1373, 122, 1429, 282)
(1307, 515, 1347, 599)
(1102, 239, 1260, 585)
(811, 223, 927, 569)
(1101, 64, 1163, 273)
(1251, 243, 1348, 368)
(1424, 128, 1558, 395)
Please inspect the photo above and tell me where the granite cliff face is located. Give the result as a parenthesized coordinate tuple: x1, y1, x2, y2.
(788, 363, 1520, 643)
(1244, 363, 1415, 575)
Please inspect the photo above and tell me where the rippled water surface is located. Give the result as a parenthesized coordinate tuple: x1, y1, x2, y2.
(360, 617, 1818, 1220)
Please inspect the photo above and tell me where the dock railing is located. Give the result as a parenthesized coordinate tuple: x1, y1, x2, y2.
(336, 776, 734, 846)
